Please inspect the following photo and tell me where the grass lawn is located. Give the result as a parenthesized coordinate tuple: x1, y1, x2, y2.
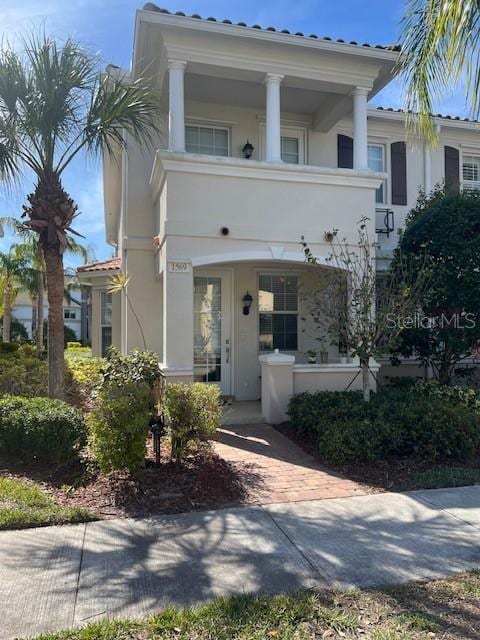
(31, 571, 480, 639)
(0, 477, 95, 530)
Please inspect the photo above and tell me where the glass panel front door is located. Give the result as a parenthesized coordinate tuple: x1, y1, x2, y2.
(193, 272, 231, 394)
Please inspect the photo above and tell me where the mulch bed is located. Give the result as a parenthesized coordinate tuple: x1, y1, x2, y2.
(0, 436, 258, 520)
(276, 422, 480, 492)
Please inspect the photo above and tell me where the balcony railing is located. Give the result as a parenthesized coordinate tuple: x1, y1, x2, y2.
(375, 207, 395, 238)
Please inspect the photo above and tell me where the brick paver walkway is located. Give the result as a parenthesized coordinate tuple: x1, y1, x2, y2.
(214, 423, 368, 504)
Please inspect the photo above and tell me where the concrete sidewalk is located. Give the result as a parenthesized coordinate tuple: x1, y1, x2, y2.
(1, 486, 480, 639)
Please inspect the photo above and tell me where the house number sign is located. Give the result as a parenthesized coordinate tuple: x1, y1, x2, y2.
(168, 261, 191, 273)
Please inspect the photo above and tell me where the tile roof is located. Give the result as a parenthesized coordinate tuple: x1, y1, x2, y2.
(142, 3, 401, 52)
(374, 106, 479, 124)
(77, 256, 121, 273)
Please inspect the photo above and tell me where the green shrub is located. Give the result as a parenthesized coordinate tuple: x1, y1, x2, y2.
(65, 357, 104, 404)
(0, 396, 86, 464)
(102, 348, 161, 387)
(87, 349, 162, 472)
(287, 385, 480, 464)
(0, 344, 47, 397)
(88, 381, 151, 473)
(0, 342, 19, 354)
(165, 383, 222, 462)
(65, 343, 92, 359)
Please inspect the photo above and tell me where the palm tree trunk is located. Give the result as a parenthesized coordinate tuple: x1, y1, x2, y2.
(36, 259, 44, 356)
(44, 246, 64, 399)
(2, 288, 12, 343)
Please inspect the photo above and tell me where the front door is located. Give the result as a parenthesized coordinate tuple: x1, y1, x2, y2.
(193, 270, 232, 396)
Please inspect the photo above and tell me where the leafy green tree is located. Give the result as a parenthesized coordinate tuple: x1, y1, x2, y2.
(0, 35, 160, 397)
(400, 0, 480, 139)
(392, 188, 480, 384)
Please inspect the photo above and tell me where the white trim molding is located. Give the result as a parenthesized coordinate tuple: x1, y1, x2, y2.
(150, 150, 386, 201)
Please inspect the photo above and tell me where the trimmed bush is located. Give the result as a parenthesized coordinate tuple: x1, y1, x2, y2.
(0, 396, 86, 464)
(0, 344, 47, 397)
(287, 384, 480, 464)
(88, 381, 151, 473)
(87, 349, 162, 472)
(165, 383, 222, 462)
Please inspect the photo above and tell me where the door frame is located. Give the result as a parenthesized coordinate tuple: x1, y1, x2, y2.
(193, 267, 234, 397)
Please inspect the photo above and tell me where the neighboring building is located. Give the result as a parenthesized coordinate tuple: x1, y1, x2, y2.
(13, 286, 88, 343)
(78, 4, 480, 422)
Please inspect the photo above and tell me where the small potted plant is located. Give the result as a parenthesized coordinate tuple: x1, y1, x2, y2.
(304, 349, 318, 364)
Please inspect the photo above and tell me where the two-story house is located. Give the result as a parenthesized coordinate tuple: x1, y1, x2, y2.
(78, 4, 480, 422)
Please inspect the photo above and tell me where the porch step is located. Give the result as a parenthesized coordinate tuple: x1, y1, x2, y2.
(222, 401, 264, 425)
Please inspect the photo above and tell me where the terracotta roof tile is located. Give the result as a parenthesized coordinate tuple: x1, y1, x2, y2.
(77, 256, 121, 273)
(374, 106, 479, 123)
(142, 4, 401, 52)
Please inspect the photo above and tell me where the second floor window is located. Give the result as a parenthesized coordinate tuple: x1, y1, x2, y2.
(462, 155, 480, 191)
(368, 144, 386, 204)
(64, 310, 76, 320)
(281, 136, 299, 164)
(185, 125, 229, 156)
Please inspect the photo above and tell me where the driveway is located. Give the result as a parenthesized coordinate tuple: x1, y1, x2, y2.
(1, 486, 480, 639)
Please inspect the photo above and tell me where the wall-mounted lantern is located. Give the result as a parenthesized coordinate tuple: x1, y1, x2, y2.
(242, 140, 254, 159)
(242, 291, 253, 315)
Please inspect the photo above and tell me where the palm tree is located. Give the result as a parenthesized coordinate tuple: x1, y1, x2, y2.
(400, 0, 480, 140)
(0, 36, 160, 398)
(0, 245, 34, 342)
(0, 218, 88, 355)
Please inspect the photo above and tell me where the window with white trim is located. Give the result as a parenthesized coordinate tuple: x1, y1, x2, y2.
(64, 310, 76, 320)
(368, 143, 386, 204)
(281, 136, 299, 164)
(259, 124, 306, 163)
(101, 292, 112, 356)
(462, 155, 480, 191)
(258, 274, 298, 351)
(185, 124, 229, 156)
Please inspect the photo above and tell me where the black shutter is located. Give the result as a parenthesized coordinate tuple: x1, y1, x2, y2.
(444, 145, 460, 191)
(337, 134, 353, 169)
(391, 141, 407, 205)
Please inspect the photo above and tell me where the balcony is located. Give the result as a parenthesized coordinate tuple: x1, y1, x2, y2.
(150, 150, 386, 258)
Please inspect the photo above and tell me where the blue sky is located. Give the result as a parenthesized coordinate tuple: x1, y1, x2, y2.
(0, 0, 470, 267)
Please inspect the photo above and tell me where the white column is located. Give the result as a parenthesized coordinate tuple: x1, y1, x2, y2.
(162, 257, 193, 378)
(259, 350, 295, 423)
(265, 73, 284, 162)
(424, 142, 432, 194)
(352, 87, 369, 170)
(168, 60, 187, 153)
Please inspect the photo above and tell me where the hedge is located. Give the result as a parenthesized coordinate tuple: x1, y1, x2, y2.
(287, 384, 480, 464)
(0, 396, 86, 464)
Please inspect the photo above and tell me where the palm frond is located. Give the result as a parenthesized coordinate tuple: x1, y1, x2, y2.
(399, 0, 480, 142)
(80, 73, 161, 160)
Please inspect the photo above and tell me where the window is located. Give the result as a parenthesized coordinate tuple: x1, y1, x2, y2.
(101, 292, 112, 356)
(368, 144, 386, 204)
(260, 124, 306, 163)
(185, 125, 229, 156)
(258, 274, 298, 351)
(462, 155, 480, 191)
(281, 136, 299, 164)
(64, 310, 76, 320)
